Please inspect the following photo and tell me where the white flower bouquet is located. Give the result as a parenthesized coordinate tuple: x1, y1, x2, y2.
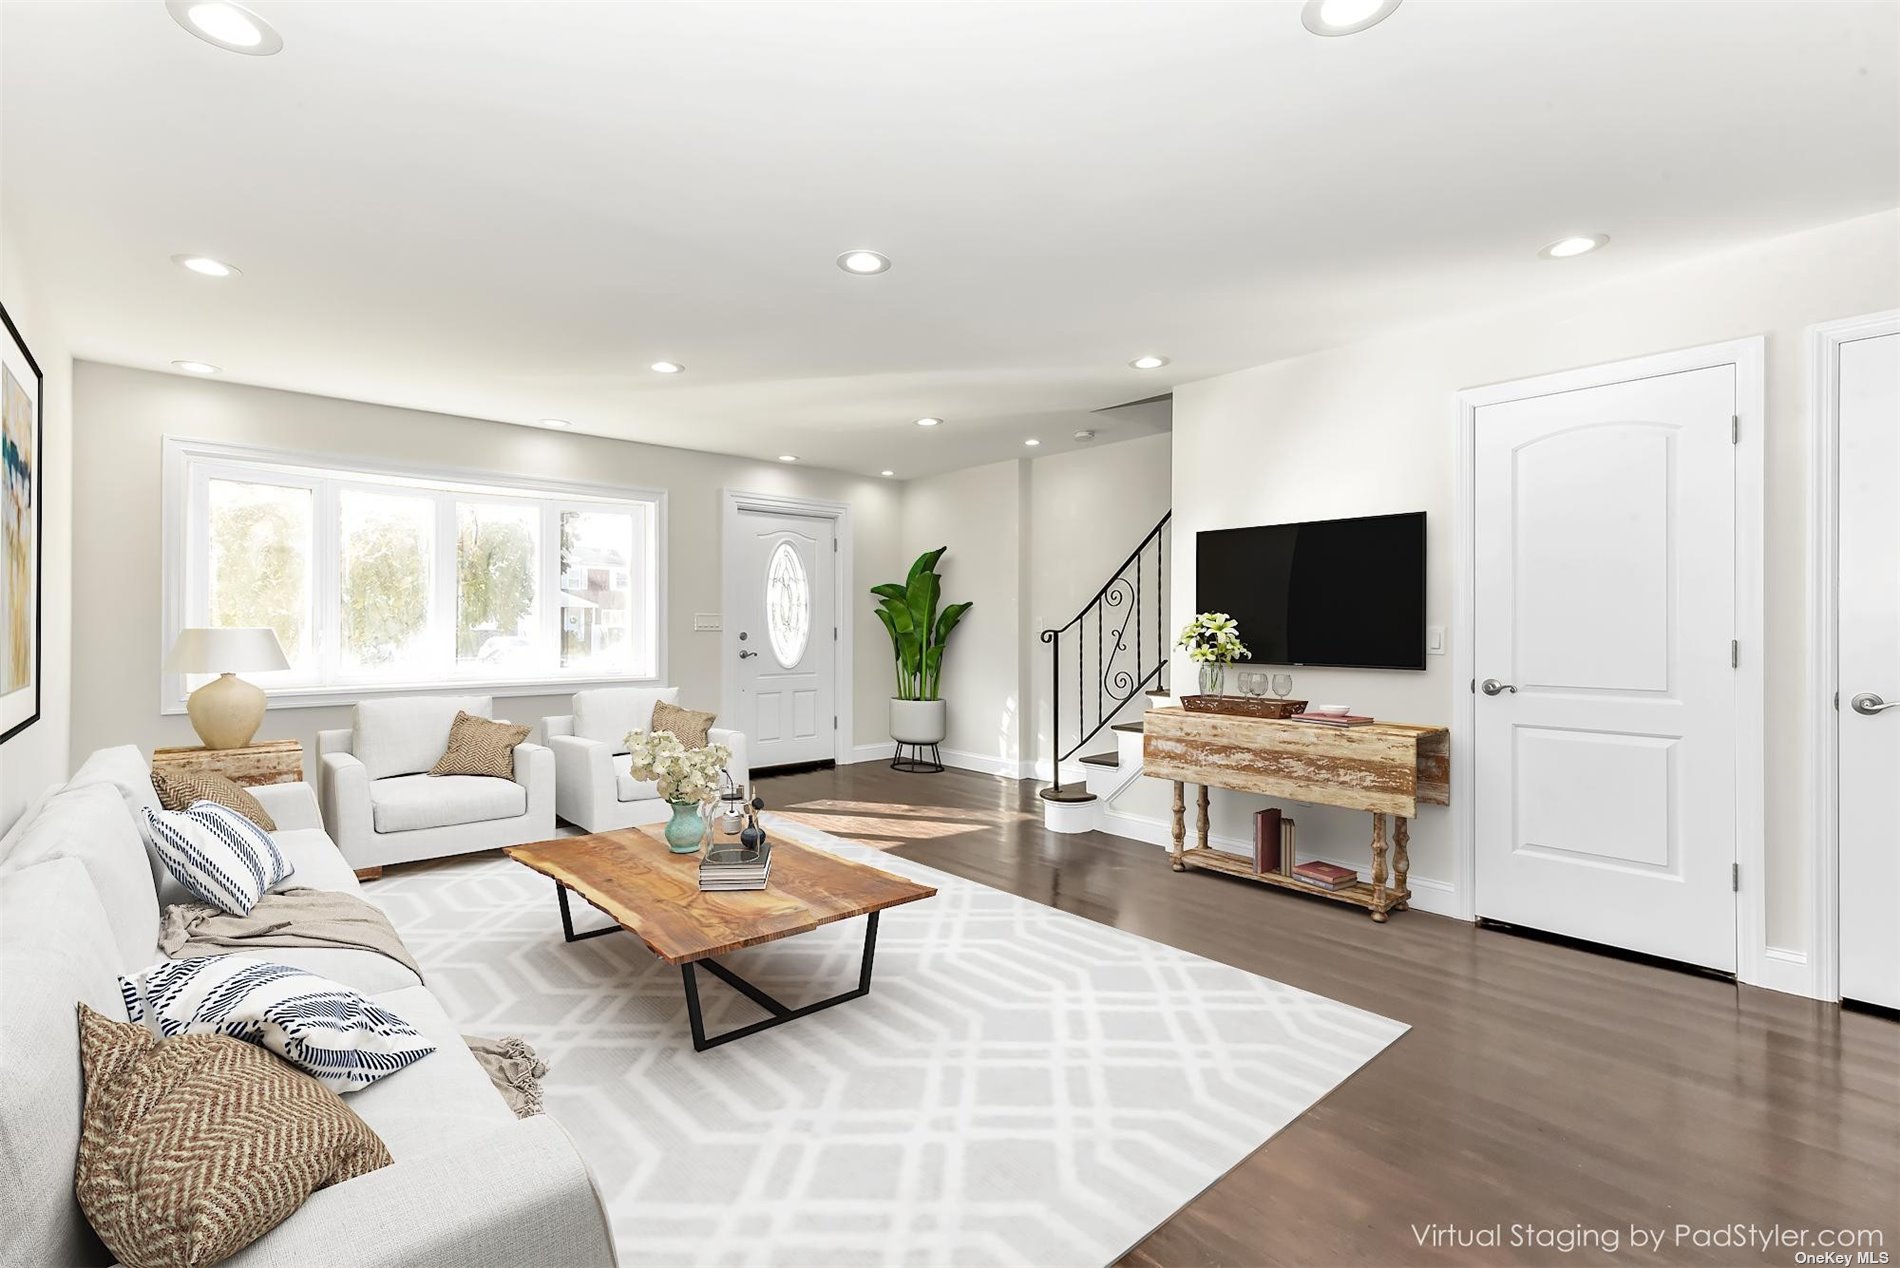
(1177, 612, 1251, 664)
(623, 729, 733, 807)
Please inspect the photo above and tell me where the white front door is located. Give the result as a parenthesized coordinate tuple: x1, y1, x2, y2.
(1474, 363, 1739, 971)
(731, 508, 835, 770)
(1837, 326, 1900, 1009)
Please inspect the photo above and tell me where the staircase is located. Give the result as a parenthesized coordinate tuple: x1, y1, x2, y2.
(1037, 512, 1169, 833)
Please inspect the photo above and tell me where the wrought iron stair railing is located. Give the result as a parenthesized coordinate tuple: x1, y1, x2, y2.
(1039, 511, 1170, 800)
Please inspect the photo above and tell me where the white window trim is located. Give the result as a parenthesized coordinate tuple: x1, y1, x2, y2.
(160, 437, 669, 713)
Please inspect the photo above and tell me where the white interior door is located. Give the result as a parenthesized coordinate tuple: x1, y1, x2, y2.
(1837, 328, 1900, 1009)
(730, 508, 835, 769)
(1474, 364, 1739, 971)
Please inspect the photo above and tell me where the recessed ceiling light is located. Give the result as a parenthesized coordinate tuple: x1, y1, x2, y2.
(1538, 234, 1611, 260)
(171, 254, 240, 278)
(1024, 438, 1041, 447)
(778, 455, 798, 463)
(880, 470, 896, 477)
(165, 0, 283, 55)
(649, 360, 684, 374)
(836, 250, 892, 275)
(1129, 355, 1170, 370)
(914, 417, 943, 428)
(1074, 429, 1098, 442)
(1300, 0, 1402, 37)
(537, 418, 571, 428)
(172, 360, 220, 375)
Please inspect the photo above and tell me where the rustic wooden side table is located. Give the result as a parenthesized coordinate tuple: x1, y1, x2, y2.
(151, 738, 304, 787)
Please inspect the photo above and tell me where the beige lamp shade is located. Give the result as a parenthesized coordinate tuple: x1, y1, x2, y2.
(166, 628, 289, 750)
(165, 627, 291, 674)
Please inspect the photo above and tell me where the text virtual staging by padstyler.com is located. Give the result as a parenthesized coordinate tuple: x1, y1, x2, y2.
(1410, 1222, 1891, 1263)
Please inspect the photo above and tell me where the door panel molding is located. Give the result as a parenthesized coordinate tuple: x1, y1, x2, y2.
(1808, 310, 1900, 1004)
(721, 489, 853, 767)
(1453, 337, 1765, 980)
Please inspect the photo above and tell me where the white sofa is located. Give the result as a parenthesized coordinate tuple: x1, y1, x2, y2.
(544, 687, 748, 833)
(318, 695, 555, 875)
(0, 745, 615, 1268)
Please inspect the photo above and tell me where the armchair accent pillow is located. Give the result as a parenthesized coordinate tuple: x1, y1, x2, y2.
(120, 956, 436, 1093)
(651, 700, 717, 750)
(428, 710, 532, 779)
(142, 802, 293, 916)
(150, 767, 277, 832)
(75, 1003, 392, 1268)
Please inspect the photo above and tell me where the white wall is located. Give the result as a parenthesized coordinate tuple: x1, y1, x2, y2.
(1169, 209, 1900, 955)
(0, 222, 73, 830)
(68, 362, 905, 770)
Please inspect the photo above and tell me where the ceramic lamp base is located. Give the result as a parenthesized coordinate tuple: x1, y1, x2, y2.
(186, 673, 267, 750)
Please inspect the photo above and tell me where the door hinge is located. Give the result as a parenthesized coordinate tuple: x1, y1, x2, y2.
(1730, 639, 1739, 668)
(832, 715, 837, 729)
(1469, 678, 1475, 694)
(832, 539, 838, 552)
(1732, 862, 1740, 892)
(1731, 415, 1740, 445)
(1834, 690, 1840, 711)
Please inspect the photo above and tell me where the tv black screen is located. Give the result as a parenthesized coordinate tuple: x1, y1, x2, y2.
(1195, 512, 1426, 670)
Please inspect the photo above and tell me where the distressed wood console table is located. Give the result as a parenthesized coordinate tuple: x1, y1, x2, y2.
(1143, 707, 1450, 922)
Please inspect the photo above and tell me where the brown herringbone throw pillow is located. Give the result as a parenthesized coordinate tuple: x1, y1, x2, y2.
(73, 1003, 391, 1268)
(651, 700, 716, 750)
(150, 768, 278, 832)
(428, 710, 531, 779)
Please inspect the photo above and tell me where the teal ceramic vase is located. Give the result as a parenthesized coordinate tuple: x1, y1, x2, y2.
(664, 799, 706, 853)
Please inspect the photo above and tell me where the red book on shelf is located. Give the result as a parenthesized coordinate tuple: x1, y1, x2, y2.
(1253, 808, 1282, 874)
(1293, 860, 1358, 890)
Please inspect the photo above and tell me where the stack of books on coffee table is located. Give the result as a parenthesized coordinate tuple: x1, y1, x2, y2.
(699, 840, 773, 892)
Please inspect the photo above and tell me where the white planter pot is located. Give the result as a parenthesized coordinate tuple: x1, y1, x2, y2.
(890, 698, 948, 745)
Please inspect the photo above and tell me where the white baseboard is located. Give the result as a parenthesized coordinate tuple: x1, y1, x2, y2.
(844, 742, 891, 766)
(1096, 805, 1461, 919)
(1744, 946, 1823, 999)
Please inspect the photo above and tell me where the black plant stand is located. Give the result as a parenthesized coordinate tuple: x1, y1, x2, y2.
(891, 741, 944, 773)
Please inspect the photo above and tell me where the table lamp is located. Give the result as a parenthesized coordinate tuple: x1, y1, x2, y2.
(165, 627, 290, 750)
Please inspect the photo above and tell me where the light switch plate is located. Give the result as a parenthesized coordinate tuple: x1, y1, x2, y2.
(1426, 625, 1446, 655)
(692, 613, 723, 632)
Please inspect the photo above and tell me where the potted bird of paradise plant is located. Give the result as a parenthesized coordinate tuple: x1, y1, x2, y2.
(871, 547, 973, 753)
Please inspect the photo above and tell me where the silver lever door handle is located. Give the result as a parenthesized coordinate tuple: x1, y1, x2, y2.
(1851, 693, 1895, 715)
(1481, 679, 1517, 696)
(739, 649, 758, 660)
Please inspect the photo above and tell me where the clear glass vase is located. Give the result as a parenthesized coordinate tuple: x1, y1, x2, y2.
(664, 799, 707, 853)
(1198, 662, 1224, 698)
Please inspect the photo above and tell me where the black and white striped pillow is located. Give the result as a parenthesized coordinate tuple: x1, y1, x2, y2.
(120, 956, 436, 1093)
(142, 800, 293, 915)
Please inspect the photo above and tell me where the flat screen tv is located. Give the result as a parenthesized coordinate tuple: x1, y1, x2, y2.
(1195, 511, 1426, 670)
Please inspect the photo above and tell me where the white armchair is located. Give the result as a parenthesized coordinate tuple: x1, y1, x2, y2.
(318, 695, 555, 876)
(543, 687, 748, 833)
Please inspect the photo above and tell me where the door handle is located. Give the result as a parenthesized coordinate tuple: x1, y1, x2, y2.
(1850, 693, 1896, 716)
(1480, 679, 1517, 696)
(739, 649, 759, 660)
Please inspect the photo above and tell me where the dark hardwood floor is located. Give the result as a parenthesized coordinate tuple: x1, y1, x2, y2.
(756, 763, 1900, 1268)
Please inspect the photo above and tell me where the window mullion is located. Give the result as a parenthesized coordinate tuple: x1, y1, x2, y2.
(314, 480, 340, 688)
(435, 493, 458, 678)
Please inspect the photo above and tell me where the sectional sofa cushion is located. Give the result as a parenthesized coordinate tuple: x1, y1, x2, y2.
(368, 774, 528, 833)
(338, 985, 519, 1156)
(121, 956, 436, 1094)
(0, 859, 123, 1268)
(4, 781, 162, 967)
(572, 686, 678, 752)
(428, 711, 531, 779)
(352, 695, 494, 781)
(75, 1004, 392, 1268)
(151, 767, 277, 831)
(143, 802, 293, 916)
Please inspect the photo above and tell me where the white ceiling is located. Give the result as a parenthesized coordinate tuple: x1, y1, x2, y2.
(2, 1, 1895, 477)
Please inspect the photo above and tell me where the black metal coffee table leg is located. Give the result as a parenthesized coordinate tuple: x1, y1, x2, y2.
(679, 910, 881, 1052)
(556, 881, 621, 943)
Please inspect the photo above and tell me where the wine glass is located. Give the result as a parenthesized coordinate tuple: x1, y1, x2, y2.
(1271, 673, 1294, 700)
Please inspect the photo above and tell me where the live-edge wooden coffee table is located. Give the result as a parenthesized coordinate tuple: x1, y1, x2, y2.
(506, 826, 936, 1051)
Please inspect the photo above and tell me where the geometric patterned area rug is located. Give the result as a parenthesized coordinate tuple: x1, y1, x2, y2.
(367, 816, 1407, 1267)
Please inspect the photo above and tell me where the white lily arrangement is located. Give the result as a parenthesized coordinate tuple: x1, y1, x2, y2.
(1177, 612, 1251, 664)
(623, 729, 733, 807)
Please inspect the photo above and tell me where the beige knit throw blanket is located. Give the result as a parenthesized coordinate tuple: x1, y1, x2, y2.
(158, 887, 423, 980)
(463, 1035, 548, 1118)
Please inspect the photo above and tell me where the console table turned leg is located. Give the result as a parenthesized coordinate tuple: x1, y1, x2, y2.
(1170, 781, 1186, 871)
(1368, 812, 1389, 922)
(1393, 816, 1411, 910)
(1196, 784, 1210, 852)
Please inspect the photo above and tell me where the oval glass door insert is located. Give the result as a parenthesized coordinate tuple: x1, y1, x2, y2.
(766, 540, 810, 668)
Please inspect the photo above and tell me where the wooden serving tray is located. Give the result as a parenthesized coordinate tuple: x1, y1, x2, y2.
(1179, 695, 1309, 719)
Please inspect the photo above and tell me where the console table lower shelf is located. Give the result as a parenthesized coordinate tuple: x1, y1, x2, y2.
(1170, 807, 1411, 921)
